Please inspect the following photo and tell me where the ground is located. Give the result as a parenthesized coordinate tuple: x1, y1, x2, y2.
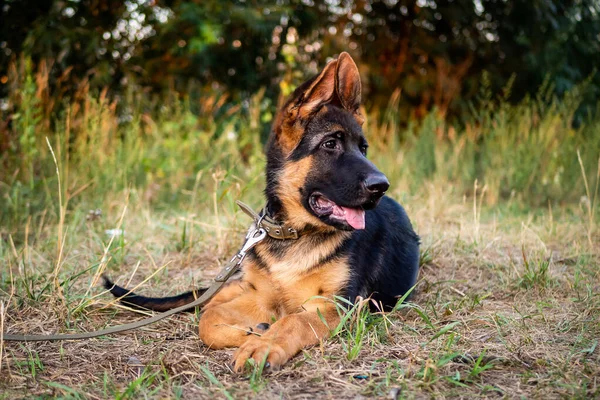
(1, 185, 598, 399)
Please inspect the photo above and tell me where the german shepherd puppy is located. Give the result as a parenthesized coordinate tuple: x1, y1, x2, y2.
(105, 52, 419, 371)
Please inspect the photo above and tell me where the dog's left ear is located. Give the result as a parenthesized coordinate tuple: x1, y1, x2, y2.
(335, 52, 364, 125)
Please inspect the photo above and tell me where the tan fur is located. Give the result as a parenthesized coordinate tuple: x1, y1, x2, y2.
(297, 59, 337, 119)
(275, 157, 322, 229)
(257, 233, 350, 287)
(197, 52, 365, 371)
(199, 261, 279, 349)
(275, 60, 338, 155)
(275, 117, 305, 156)
(280, 255, 349, 313)
(335, 52, 365, 125)
(202, 280, 251, 309)
(231, 306, 340, 371)
(199, 249, 349, 370)
(198, 233, 350, 369)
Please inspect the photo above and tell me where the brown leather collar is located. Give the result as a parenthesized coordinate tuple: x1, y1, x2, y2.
(236, 201, 299, 240)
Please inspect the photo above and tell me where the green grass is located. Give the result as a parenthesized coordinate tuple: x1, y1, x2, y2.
(0, 76, 599, 398)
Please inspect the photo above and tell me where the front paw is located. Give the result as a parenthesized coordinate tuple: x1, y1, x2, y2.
(231, 336, 288, 373)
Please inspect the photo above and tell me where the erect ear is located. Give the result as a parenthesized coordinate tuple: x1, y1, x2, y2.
(335, 52, 364, 124)
(274, 59, 338, 154)
(294, 58, 338, 119)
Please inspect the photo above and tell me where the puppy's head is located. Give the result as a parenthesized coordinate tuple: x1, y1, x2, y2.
(266, 52, 389, 231)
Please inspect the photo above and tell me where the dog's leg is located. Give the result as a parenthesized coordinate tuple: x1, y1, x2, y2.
(198, 290, 276, 349)
(231, 302, 340, 371)
(202, 280, 248, 310)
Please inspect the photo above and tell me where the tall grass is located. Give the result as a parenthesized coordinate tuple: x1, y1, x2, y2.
(1, 61, 599, 400)
(368, 74, 600, 206)
(1, 62, 599, 238)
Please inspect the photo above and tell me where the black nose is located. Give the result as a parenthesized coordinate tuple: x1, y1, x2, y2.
(364, 173, 390, 195)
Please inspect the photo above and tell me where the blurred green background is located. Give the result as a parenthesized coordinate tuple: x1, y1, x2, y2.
(2, 4, 599, 398)
(1, 0, 599, 232)
(2, 0, 599, 121)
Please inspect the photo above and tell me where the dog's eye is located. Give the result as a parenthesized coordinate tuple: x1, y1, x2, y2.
(360, 144, 368, 156)
(322, 139, 338, 150)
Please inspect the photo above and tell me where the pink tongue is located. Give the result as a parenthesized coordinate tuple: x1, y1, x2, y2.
(341, 207, 366, 230)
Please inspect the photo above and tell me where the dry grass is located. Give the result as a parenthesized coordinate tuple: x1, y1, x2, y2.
(1, 181, 598, 399)
(2, 58, 599, 399)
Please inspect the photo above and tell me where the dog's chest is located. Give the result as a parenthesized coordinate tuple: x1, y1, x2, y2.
(278, 256, 350, 313)
(257, 233, 348, 283)
(245, 234, 351, 312)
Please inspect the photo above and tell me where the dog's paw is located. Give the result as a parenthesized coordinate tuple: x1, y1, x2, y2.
(231, 336, 288, 373)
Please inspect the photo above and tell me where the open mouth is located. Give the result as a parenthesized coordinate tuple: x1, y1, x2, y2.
(309, 193, 366, 230)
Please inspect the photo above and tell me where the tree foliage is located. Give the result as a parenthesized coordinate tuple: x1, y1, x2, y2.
(1, 0, 599, 121)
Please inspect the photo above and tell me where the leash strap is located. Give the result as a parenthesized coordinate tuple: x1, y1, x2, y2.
(2, 228, 267, 342)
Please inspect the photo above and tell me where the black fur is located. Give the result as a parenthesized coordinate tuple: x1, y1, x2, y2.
(104, 56, 420, 313)
(343, 197, 420, 309)
(262, 87, 420, 310)
(102, 276, 206, 312)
